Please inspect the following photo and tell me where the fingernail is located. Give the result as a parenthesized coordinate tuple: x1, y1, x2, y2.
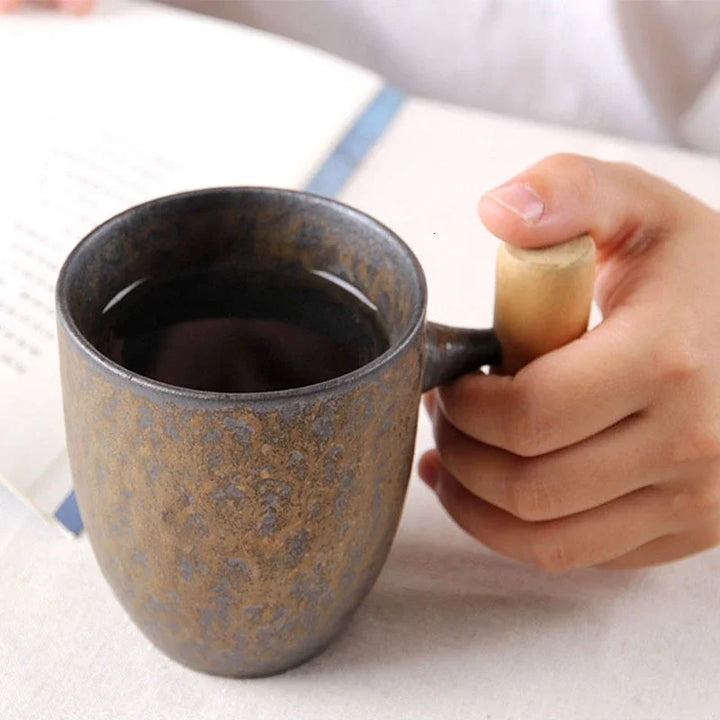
(483, 183, 545, 225)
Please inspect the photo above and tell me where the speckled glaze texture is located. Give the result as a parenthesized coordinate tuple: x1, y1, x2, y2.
(57, 188, 498, 677)
(59, 327, 421, 676)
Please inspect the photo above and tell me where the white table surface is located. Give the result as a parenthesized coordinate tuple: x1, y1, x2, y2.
(3, 5, 720, 718)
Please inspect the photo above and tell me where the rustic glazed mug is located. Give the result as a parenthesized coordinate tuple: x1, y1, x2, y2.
(56, 188, 501, 677)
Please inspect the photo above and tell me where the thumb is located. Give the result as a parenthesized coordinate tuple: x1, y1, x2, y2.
(478, 153, 698, 258)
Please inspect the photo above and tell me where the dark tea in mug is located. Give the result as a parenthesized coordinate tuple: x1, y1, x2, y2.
(96, 266, 390, 393)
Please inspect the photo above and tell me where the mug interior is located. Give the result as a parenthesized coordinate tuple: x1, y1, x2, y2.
(57, 188, 426, 391)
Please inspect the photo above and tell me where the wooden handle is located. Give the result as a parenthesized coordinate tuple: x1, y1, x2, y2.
(493, 234, 596, 375)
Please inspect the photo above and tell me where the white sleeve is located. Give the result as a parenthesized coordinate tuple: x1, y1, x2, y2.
(157, 0, 720, 151)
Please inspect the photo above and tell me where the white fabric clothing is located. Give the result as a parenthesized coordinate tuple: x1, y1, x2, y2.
(161, 0, 720, 152)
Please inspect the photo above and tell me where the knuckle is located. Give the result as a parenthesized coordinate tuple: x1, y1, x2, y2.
(499, 383, 553, 457)
(541, 153, 599, 206)
(667, 423, 720, 465)
(528, 530, 575, 573)
(671, 482, 720, 526)
(651, 339, 701, 386)
(506, 468, 556, 522)
(692, 485, 720, 519)
(613, 161, 685, 227)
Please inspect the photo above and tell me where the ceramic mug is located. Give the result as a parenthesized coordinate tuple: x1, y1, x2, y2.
(56, 188, 501, 677)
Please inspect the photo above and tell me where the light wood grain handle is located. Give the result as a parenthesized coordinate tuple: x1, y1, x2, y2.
(493, 235, 596, 375)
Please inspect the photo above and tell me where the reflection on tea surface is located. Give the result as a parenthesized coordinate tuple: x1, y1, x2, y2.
(97, 267, 389, 393)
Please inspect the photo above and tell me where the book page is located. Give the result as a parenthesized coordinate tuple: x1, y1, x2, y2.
(0, 0, 380, 526)
(0, 132, 193, 519)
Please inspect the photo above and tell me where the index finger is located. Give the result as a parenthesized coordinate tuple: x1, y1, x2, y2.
(437, 303, 655, 456)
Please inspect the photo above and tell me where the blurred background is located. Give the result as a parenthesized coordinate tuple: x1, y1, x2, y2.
(158, 0, 720, 153)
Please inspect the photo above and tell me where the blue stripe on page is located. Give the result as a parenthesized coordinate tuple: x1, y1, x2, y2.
(304, 86, 405, 197)
(53, 85, 404, 536)
(54, 491, 83, 535)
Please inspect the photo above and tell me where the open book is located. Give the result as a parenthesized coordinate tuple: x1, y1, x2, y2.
(0, 0, 397, 532)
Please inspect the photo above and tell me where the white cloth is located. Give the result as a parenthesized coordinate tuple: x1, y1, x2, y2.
(162, 0, 720, 153)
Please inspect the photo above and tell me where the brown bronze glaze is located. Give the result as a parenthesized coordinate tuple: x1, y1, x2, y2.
(56, 188, 498, 676)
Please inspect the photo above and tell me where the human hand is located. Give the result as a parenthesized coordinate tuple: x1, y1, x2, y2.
(419, 153, 720, 570)
(0, 0, 93, 13)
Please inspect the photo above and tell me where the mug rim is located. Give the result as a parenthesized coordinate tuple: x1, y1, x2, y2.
(56, 187, 428, 403)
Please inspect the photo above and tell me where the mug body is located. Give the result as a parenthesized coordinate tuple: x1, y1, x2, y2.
(56, 188, 426, 676)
